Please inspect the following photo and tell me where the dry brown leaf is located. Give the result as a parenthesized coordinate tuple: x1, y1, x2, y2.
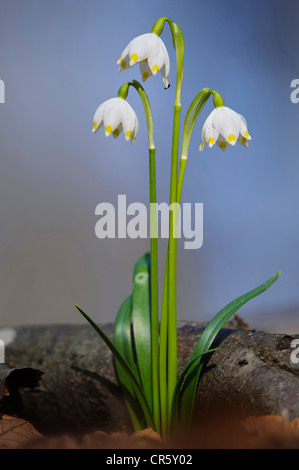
(0, 367, 43, 400)
(0, 414, 43, 449)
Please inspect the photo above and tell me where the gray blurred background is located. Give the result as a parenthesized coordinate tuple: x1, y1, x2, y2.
(0, 0, 298, 333)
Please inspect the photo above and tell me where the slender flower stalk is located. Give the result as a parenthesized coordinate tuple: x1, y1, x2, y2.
(126, 80, 160, 433)
(167, 22, 184, 431)
(150, 17, 185, 432)
(159, 88, 212, 436)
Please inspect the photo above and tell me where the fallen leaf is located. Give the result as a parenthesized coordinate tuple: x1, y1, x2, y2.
(0, 415, 43, 449)
(0, 368, 43, 400)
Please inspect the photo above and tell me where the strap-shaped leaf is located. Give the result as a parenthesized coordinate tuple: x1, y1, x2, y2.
(75, 304, 154, 429)
(114, 296, 144, 430)
(132, 253, 153, 413)
(171, 348, 217, 429)
(179, 271, 281, 426)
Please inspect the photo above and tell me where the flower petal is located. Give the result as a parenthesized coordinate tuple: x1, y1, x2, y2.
(239, 115, 251, 140)
(139, 60, 153, 82)
(147, 44, 166, 75)
(112, 124, 123, 139)
(120, 100, 138, 141)
(237, 135, 248, 148)
(158, 38, 170, 88)
(127, 33, 159, 66)
(201, 109, 217, 145)
(213, 107, 240, 145)
(92, 98, 115, 133)
(216, 136, 228, 151)
(102, 97, 124, 136)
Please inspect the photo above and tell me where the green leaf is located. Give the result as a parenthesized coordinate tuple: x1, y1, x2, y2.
(171, 348, 217, 429)
(179, 271, 281, 427)
(131, 253, 153, 413)
(114, 295, 144, 430)
(75, 304, 154, 429)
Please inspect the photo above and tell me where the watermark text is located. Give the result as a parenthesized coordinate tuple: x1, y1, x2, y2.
(0, 79, 5, 103)
(0, 340, 4, 363)
(290, 79, 299, 103)
(95, 195, 203, 250)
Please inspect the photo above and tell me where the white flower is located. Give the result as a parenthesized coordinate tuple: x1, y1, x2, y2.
(199, 106, 251, 152)
(92, 97, 139, 144)
(117, 33, 170, 88)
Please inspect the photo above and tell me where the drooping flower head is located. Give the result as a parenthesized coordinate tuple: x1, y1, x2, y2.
(199, 103, 251, 152)
(117, 33, 170, 89)
(92, 97, 139, 144)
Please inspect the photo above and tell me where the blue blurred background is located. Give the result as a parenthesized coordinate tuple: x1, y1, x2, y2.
(0, 0, 298, 333)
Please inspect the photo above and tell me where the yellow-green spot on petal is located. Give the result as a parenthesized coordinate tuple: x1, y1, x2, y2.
(93, 122, 97, 131)
(245, 130, 250, 138)
(241, 137, 247, 145)
(126, 130, 132, 139)
(142, 72, 150, 81)
(121, 60, 127, 70)
(130, 53, 138, 63)
(118, 55, 122, 62)
(228, 134, 236, 143)
(113, 129, 120, 137)
(105, 125, 112, 135)
(152, 65, 159, 73)
(199, 141, 205, 151)
(219, 141, 227, 149)
(208, 137, 214, 145)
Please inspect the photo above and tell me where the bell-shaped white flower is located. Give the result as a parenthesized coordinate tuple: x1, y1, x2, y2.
(92, 97, 139, 144)
(117, 33, 170, 89)
(199, 106, 251, 152)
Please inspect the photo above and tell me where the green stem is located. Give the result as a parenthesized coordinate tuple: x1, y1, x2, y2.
(167, 27, 184, 429)
(160, 156, 185, 438)
(159, 261, 168, 437)
(177, 157, 187, 203)
(161, 88, 214, 435)
(167, 101, 181, 425)
(149, 147, 159, 432)
(129, 80, 160, 433)
(152, 18, 184, 434)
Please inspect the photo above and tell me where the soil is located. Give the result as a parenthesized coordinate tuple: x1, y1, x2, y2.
(2, 412, 299, 449)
